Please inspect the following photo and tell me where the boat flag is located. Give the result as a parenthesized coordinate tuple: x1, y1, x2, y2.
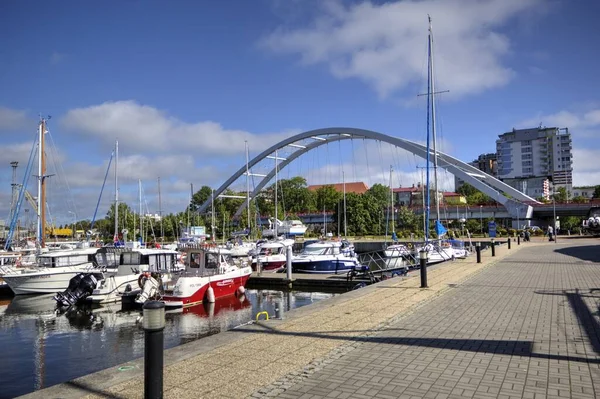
(435, 220, 447, 238)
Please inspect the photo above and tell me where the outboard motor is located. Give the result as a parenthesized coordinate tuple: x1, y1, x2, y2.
(54, 273, 100, 308)
(135, 275, 160, 304)
(594, 217, 600, 227)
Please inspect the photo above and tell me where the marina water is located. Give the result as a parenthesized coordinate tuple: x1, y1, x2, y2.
(0, 289, 336, 398)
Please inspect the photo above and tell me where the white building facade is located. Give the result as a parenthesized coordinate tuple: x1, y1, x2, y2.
(496, 127, 572, 199)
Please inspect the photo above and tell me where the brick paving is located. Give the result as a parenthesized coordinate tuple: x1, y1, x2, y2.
(270, 239, 600, 399)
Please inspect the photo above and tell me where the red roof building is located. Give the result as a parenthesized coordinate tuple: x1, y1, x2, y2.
(307, 182, 369, 195)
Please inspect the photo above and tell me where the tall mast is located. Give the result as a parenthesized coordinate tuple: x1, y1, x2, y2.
(343, 170, 347, 237)
(245, 141, 251, 233)
(390, 166, 394, 237)
(274, 149, 278, 237)
(425, 17, 432, 243)
(158, 177, 163, 243)
(114, 140, 119, 242)
(37, 118, 47, 248)
(429, 15, 441, 224)
(211, 189, 215, 242)
(139, 179, 143, 244)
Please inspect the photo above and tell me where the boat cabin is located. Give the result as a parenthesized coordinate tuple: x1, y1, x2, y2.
(37, 248, 99, 268)
(184, 247, 234, 276)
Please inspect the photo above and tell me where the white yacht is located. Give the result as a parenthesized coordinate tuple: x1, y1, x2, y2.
(85, 247, 181, 304)
(292, 240, 360, 274)
(1, 246, 100, 295)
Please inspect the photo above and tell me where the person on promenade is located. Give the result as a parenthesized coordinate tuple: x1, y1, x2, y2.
(548, 225, 554, 241)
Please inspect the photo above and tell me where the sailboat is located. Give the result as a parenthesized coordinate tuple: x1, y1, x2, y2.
(384, 166, 411, 259)
(414, 16, 455, 265)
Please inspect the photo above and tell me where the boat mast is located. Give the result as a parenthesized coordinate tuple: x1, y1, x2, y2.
(425, 16, 432, 244)
(211, 189, 215, 242)
(343, 170, 347, 237)
(274, 149, 278, 238)
(139, 179, 143, 244)
(158, 176, 163, 244)
(114, 140, 119, 243)
(390, 166, 394, 239)
(429, 15, 441, 225)
(245, 140, 251, 234)
(37, 118, 47, 248)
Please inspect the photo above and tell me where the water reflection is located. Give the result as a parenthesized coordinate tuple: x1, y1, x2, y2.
(0, 289, 335, 398)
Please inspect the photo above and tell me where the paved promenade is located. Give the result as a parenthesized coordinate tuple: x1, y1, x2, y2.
(24, 237, 600, 399)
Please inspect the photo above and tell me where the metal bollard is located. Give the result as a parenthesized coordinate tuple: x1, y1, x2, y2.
(286, 245, 293, 281)
(143, 301, 165, 399)
(517, 234, 521, 245)
(508, 238, 511, 249)
(491, 239, 495, 257)
(476, 242, 481, 263)
(419, 250, 428, 288)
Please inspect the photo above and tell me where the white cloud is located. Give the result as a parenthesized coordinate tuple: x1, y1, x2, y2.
(60, 100, 300, 156)
(0, 107, 31, 131)
(572, 148, 600, 187)
(261, 0, 544, 99)
(517, 108, 600, 138)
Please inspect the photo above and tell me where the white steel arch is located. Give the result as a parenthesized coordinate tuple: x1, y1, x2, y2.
(198, 128, 538, 219)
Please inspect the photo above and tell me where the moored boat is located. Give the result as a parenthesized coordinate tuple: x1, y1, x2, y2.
(292, 240, 360, 274)
(162, 246, 251, 309)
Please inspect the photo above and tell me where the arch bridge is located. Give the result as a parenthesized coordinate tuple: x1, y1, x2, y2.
(198, 128, 539, 220)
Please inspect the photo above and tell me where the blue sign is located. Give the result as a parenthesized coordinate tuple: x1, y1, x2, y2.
(488, 221, 497, 238)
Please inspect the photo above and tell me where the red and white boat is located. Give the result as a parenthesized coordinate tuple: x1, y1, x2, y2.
(162, 245, 252, 309)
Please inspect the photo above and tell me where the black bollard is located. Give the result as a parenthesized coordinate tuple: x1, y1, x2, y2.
(419, 250, 428, 288)
(491, 238, 496, 257)
(143, 301, 165, 399)
(517, 234, 521, 245)
(508, 238, 511, 249)
(476, 242, 481, 263)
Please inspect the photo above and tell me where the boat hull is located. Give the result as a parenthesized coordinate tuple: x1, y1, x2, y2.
(162, 271, 251, 308)
(251, 259, 286, 271)
(2, 266, 91, 295)
(292, 258, 359, 274)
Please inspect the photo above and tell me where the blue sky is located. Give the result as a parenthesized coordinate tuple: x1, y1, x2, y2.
(1, 0, 599, 226)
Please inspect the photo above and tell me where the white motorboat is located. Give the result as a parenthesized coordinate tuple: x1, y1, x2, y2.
(414, 242, 455, 265)
(384, 243, 413, 258)
(292, 240, 360, 274)
(86, 248, 181, 304)
(53, 247, 180, 306)
(262, 218, 307, 238)
(1, 247, 100, 295)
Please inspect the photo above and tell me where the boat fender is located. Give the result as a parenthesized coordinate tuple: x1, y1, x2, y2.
(236, 285, 246, 297)
(353, 282, 367, 290)
(391, 272, 400, 278)
(206, 285, 215, 303)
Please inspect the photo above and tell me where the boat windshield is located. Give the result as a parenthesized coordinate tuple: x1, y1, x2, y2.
(302, 246, 329, 256)
(260, 247, 282, 256)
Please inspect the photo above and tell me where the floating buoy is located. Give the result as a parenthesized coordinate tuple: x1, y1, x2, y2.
(205, 285, 215, 303)
(237, 286, 246, 296)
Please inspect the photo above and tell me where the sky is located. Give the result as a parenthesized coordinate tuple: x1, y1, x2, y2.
(1, 0, 599, 226)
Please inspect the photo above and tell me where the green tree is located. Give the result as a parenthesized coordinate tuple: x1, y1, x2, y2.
(593, 185, 600, 198)
(190, 185, 213, 212)
(553, 187, 567, 202)
(571, 196, 588, 204)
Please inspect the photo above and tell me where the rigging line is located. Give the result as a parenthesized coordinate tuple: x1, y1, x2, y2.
(378, 141, 386, 184)
(46, 131, 76, 217)
(90, 151, 114, 231)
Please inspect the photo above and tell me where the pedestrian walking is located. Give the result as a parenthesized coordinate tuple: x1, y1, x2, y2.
(548, 225, 554, 241)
